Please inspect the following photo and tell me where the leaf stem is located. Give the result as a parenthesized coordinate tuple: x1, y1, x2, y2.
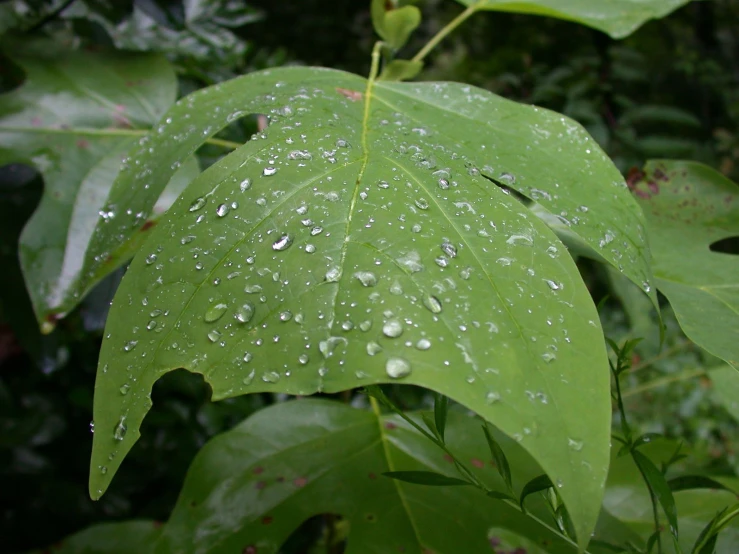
(621, 368, 706, 399)
(411, 1, 484, 63)
(369, 40, 384, 83)
(0, 125, 243, 150)
(629, 341, 693, 373)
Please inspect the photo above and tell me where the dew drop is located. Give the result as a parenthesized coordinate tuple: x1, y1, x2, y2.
(272, 234, 293, 251)
(189, 197, 206, 212)
(204, 302, 228, 322)
(385, 357, 411, 379)
(207, 329, 222, 343)
(298, 354, 309, 365)
(416, 338, 431, 350)
(119, 383, 130, 395)
(216, 203, 230, 217)
(240, 178, 252, 192)
(415, 198, 429, 210)
(113, 416, 127, 441)
(354, 271, 378, 287)
(242, 369, 256, 385)
(382, 319, 403, 338)
(262, 371, 280, 383)
(422, 295, 442, 314)
(244, 284, 263, 294)
(366, 341, 382, 356)
(123, 340, 138, 352)
(325, 267, 342, 282)
(568, 438, 584, 452)
(263, 166, 277, 176)
(279, 311, 293, 322)
(235, 303, 255, 323)
(440, 242, 457, 258)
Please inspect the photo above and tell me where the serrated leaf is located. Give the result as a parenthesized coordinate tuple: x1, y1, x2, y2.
(454, 0, 691, 39)
(631, 161, 739, 371)
(384, 470, 472, 486)
(154, 399, 583, 553)
(0, 42, 199, 329)
(87, 65, 655, 548)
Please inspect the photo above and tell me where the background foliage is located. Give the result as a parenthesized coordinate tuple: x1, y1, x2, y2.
(1, 0, 738, 552)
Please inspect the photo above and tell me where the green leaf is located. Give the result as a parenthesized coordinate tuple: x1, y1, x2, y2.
(709, 365, 739, 422)
(692, 504, 739, 554)
(378, 59, 424, 82)
(483, 422, 513, 492)
(25, 520, 160, 554)
(631, 450, 679, 540)
(88, 65, 655, 548)
(520, 474, 554, 510)
(0, 41, 198, 330)
(668, 476, 734, 494)
(383, 5, 422, 50)
(155, 399, 584, 553)
(384, 470, 472, 486)
(454, 0, 692, 39)
(434, 393, 449, 441)
(631, 161, 739, 371)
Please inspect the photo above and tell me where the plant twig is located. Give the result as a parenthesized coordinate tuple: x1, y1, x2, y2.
(411, 1, 484, 63)
(622, 368, 706, 398)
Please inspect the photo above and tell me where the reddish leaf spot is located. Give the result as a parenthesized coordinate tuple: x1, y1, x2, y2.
(443, 454, 454, 464)
(153, 521, 163, 528)
(336, 87, 363, 102)
(113, 114, 132, 128)
(255, 481, 266, 490)
(261, 516, 273, 525)
(384, 422, 397, 430)
(140, 220, 156, 232)
(252, 466, 264, 475)
(368, 472, 378, 480)
(115, 104, 126, 112)
(31, 117, 42, 126)
(626, 167, 645, 190)
(489, 536, 501, 547)
(471, 458, 485, 469)
(242, 546, 257, 554)
(293, 477, 307, 488)
(647, 180, 659, 195)
(76, 139, 90, 149)
(634, 189, 650, 199)
(276, 476, 285, 483)
(512, 548, 527, 554)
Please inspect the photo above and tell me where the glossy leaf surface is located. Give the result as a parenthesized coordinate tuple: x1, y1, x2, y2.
(454, 0, 691, 39)
(0, 42, 197, 328)
(632, 161, 739, 371)
(89, 66, 656, 545)
(155, 399, 584, 553)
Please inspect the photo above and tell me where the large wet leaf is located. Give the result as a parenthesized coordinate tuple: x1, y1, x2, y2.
(631, 161, 739, 371)
(0, 41, 198, 329)
(89, 66, 656, 546)
(155, 399, 593, 553)
(454, 0, 691, 39)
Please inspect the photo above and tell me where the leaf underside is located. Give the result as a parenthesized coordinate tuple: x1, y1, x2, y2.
(89, 66, 656, 547)
(454, 0, 692, 39)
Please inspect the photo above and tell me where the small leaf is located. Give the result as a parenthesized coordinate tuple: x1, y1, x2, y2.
(382, 5, 422, 50)
(668, 475, 733, 494)
(631, 433, 664, 451)
(692, 504, 739, 554)
(520, 474, 554, 510)
(486, 490, 516, 501)
(434, 393, 449, 441)
(378, 59, 423, 81)
(482, 423, 513, 492)
(421, 413, 439, 437)
(383, 470, 472, 487)
(632, 450, 679, 540)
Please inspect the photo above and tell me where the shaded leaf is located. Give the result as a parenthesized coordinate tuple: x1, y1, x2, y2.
(709, 365, 739, 422)
(454, 0, 691, 39)
(631, 450, 678, 539)
(25, 520, 160, 554)
(88, 65, 655, 548)
(154, 399, 583, 553)
(434, 393, 449, 441)
(632, 161, 739, 371)
(384, 470, 472, 486)
(520, 474, 554, 510)
(0, 42, 198, 329)
(693, 504, 739, 554)
(668, 476, 734, 494)
(378, 59, 424, 82)
(483, 422, 513, 492)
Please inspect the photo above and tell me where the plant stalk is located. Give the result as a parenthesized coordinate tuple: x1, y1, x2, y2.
(411, 1, 484, 63)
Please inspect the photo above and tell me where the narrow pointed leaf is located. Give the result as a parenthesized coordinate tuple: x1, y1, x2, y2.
(520, 474, 554, 510)
(669, 476, 734, 494)
(483, 422, 513, 492)
(384, 470, 472, 486)
(631, 161, 739, 371)
(434, 393, 449, 441)
(155, 399, 583, 553)
(454, 0, 691, 39)
(0, 42, 196, 328)
(631, 450, 679, 540)
(87, 65, 654, 547)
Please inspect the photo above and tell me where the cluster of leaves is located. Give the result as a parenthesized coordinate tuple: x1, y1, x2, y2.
(1, 1, 739, 553)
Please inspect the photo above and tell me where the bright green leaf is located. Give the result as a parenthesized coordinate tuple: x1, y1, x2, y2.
(0, 41, 199, 330)
(154, 399, 584, 553)
(87, 65, 655, 548)
(632, 161, 739, 371)
(454, 0, 692, 39)
(383, 5, 422, 50)
(378, 59, 424, 82)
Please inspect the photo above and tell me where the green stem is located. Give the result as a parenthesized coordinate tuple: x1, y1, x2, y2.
(0, 125, 243, 150)
(622, 368, 706, 399)
(411, 1, 484, 63)
(629, 341, 692, 373)
(369, 40, 383, 82)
